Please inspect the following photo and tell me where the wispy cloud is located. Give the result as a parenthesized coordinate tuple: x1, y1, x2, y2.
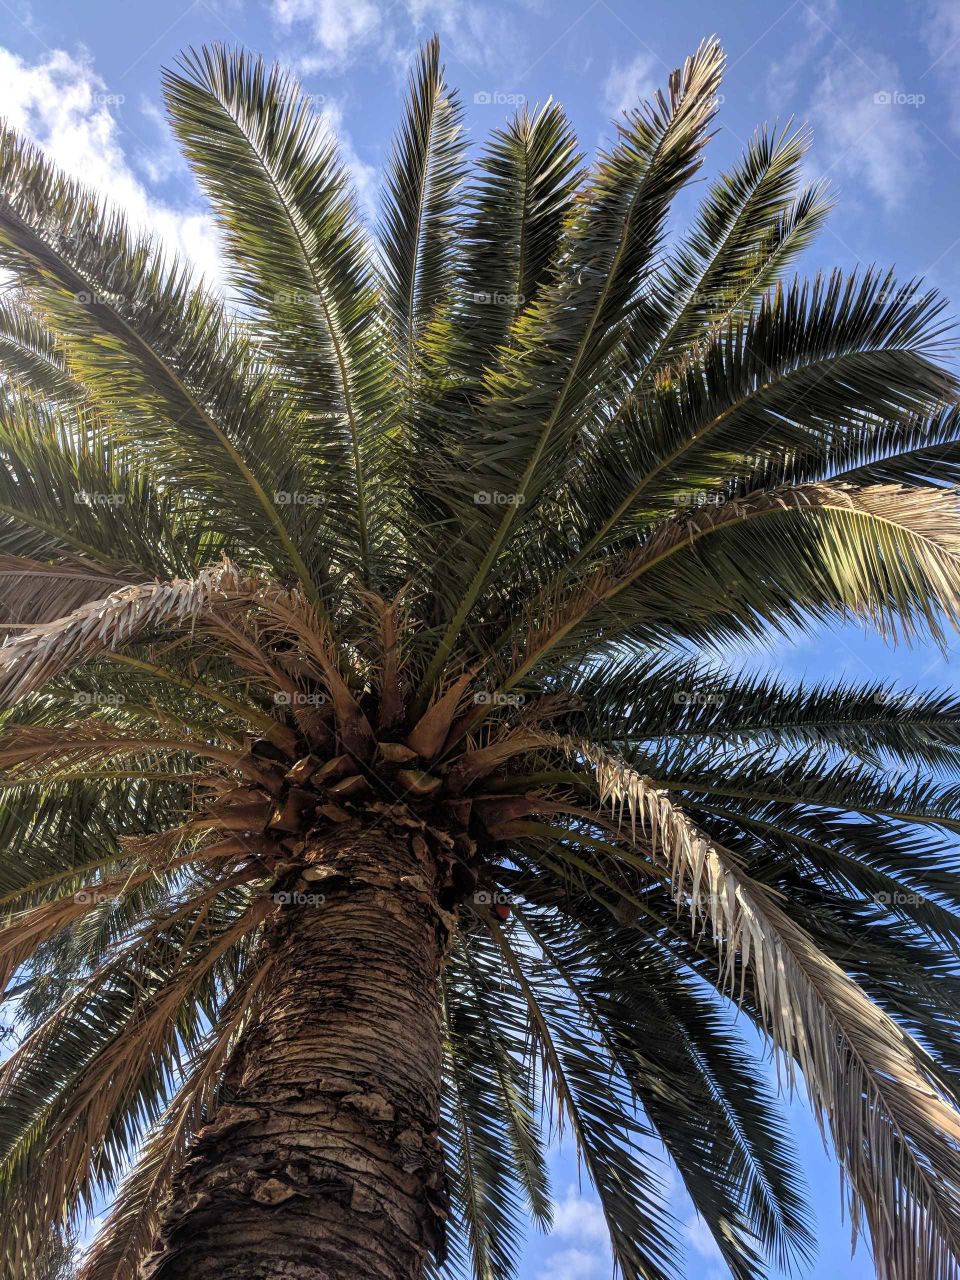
(538, 1246, 605, 1280)
(271, 0, 383, 73)
(766, 3, 926, 215)
(552, 1185, 609, 1243)
(0, 43, 381, 282)
(134, 96, 188, 186)
(602, 49, 658, 116)
(270, 0, 528, 88)
(318, 98, 380, 224)
(807, 43, 925, 213)
(536, 1185, 612, 1279)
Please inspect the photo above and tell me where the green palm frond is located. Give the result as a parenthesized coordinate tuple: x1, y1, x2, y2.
(649, 740, 960, 839)
(441, 935, 550, 1280)
(563, 653, 960, 769)
(163, 46, 391, 584)
(0, 388, 207, 588)
(380, 35, 464, 400)
(0, 891, 265, 1272)
(0, 132, 328, 603)
(415, 39, 725, 697)
(0, 294, 81, 402)
(555, 737, 960, 1277)
(453, 102, 583, 385)
(521, 903, 814, 1277)
(502, 482, 960, 681)
(624, 123, 831, 384)
(567, 270, 953, 567)
(79, 961, 273, 1280)
(487, 912, 681, 1280)
(824, 402, 960, 487)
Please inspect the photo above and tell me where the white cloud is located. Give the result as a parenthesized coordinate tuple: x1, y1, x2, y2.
(552, 1185, 608, 1243)
(0, 46, 223, 287)
(271, 0, 527, 86)
(806, 44, 925, 213)
(603, 50, 658, 116)
(134, 96, 187, 186)
(272, 0, 382, 73)
(536, 1186, 612, 1280)
(765, 7, 926, 216)
(416, 0, 526, 81)
(0, 45, 380, 289)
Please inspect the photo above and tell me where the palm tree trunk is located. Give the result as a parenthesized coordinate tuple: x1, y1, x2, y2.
(143, 825, 449, 1280)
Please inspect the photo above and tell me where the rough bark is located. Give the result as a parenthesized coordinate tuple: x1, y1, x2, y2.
(142, 823, 449, 1280)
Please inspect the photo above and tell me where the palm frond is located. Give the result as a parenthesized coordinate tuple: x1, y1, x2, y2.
(560, 736, 960, 1280)
(486, 911, 681, 1280)
(0, 130, 328, 603)
(0, 895, 266, 1272)
(628, 123, 831, 383)
(824, 403, 960, 487)
(416, 40, 725, 699)
(568, 270, 952, 568)
(503, 482, 960, 679)
(441, 935, 549, 1280)
(0, 295, 81, 402)
(563, 652, 960, 770)
(453, 102, 582, 384)
(380, 36, 464, 396)
(0, 562, 255, 707)
(163, 46, 391, 583)
(520, 903, 815, 1278)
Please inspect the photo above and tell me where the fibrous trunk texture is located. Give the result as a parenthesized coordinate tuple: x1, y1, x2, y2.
(143, 825, 448, 1280)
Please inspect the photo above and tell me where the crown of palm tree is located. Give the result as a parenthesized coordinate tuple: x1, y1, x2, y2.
(0, 33, 960, 1280)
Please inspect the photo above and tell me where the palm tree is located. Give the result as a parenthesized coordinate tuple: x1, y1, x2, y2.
(0, 31, 959, 1280)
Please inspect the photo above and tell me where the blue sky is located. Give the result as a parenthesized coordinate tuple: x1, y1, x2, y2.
(0, 0, 956, 1276)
